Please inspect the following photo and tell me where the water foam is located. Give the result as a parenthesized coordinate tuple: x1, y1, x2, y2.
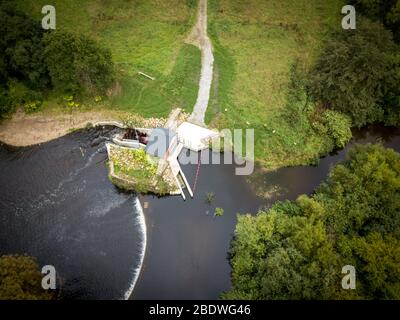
(123, 197, 147, 300)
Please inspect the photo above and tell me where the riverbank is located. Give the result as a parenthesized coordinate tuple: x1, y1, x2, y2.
(132, 124, 400, 299)
(0, 124, 399, 299)
(206, 0, 348, 169)
(0, 108, 165, 147)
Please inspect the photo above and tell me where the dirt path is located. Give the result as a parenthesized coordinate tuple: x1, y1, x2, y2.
(186, 0, 214, 126)
(0, 1, 213, 146)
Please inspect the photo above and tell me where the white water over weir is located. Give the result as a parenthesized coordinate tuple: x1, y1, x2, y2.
(124, 198, 147, 300)
(188, 0, 214, 126)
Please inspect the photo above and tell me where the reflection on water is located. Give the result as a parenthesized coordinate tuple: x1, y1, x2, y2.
(133, 125, 400, 300)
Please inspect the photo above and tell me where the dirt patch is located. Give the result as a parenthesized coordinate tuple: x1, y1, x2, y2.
(0, 109, 117, 146)
(0, 108, 166, 147)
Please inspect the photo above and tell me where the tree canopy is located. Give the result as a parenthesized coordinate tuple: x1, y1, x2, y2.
(0, 255, 55, 300)
(223, 144, 400, 299)
(44, 31, 115, 96)
(308, 18, 400, 127)
(352, 0, 400, 43)
(0, 2, 49, 90)
(0, 2, 115, 118)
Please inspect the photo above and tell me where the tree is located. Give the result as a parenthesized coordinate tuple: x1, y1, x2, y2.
(308, 18, 399, 127)
(224, 144, 400, 299)
(0, 88, 13, 119)
(351, 0, 400, 43)
(44, 31, 115, 96)
(320, 110, 352, 148)
(0, 255, 55, 300)
(0, 2, 49, 89)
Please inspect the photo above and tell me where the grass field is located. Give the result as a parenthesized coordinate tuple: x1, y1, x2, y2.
(15, 0, 200, 117)
(14, 0, 348, 169)
(206, 0, 344, 169)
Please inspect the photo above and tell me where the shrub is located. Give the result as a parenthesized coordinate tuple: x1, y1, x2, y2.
(321, 110, 352, 148)
(0, 88, 13, 119)
(215, 207, 224, 217)
(351, 0, 400, 43)
(205, 192, 215, 204)
(24, 100, 42, 113)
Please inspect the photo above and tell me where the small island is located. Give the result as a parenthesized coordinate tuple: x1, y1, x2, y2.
(105, 109, 218, 198)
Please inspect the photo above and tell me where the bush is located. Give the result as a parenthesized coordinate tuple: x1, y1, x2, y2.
(214, 207, 224, 217)
(0, 3, 49, 89)
(205, 192, 215, 204)
(24, 100, 42, 113)
(44, 31, 115, 96)
(0, 88, 13, 119)
(321, 110, 352, 148)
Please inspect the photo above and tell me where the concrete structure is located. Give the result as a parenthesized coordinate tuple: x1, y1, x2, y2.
(105, 109, 219, 200)
(177, 121, 219, 151)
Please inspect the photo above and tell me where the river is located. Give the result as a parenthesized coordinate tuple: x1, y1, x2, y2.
(0, 125, 399, 299)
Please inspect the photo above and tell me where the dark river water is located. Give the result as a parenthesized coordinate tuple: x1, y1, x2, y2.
(0, 125, 399, 299)
(0, 127, 145, 299)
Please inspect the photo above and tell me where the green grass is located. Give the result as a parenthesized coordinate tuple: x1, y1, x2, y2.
(109, 145, 172, 194)
(207, 0, 344, 169)
(15, 0, 200, 117)
(110, 44, 201, 117)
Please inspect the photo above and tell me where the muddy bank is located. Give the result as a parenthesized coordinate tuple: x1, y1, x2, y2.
(0, 109, 165, 147)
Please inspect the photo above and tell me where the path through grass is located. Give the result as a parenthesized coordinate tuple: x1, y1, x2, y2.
(15, 0, 201, 117)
